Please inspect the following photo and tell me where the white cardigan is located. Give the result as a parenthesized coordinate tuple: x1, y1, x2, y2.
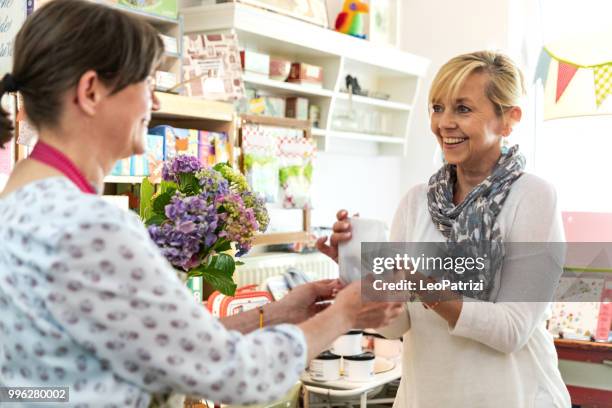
(378, 173, 571, 408)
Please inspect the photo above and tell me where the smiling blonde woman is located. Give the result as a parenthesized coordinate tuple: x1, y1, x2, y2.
(318, 51, 571, 408)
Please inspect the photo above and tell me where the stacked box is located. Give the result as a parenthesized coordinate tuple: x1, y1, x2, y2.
(111, 157, 132, 176)
(286, 97, 309, 120)
(263, 96, 285, 118)
(150, 125, 200, 160)
(131, 133, 166, 177)
(198, 131, 215, 167)
(241, 50, 270, 78)
(288, 62, 323, 87)
(213, 132, 230, 164)
(131, 155, 147, 177)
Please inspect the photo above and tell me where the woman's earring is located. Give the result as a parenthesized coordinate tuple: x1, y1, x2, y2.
(501, 137, 510, 154)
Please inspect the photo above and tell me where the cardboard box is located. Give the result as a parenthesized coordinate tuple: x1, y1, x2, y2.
(264, 96, 286, 118)
(183, 33, 244, 101)
(241, 50, 270, 77)
(159, 34, 178, 54)
(132, 133, 165, 178)
(269, 57, 291, 81)
(288, 62, 323, 87)
(149, 125, 198, 160)
(111, 157, 132, 176)
(214, 132, 231, 164)
(155, 70, 177, 91)
(286, 97, 309, 120)
(198, 131, 214, 167)
(118, 0, 178, 19)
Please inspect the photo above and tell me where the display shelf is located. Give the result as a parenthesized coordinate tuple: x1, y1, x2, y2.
(103, 175, 145, 184)
(182, 2, 429, 157)
(154, 92, 234, 122)
(243, 73, 334, 98)
(182, 2, 428, 76)
(335, 92, 412, 111)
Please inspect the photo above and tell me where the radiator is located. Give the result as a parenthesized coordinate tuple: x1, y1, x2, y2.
(234, 252, 339, 288)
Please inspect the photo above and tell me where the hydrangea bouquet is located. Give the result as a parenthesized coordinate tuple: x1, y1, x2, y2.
(139, 156, 269, 296)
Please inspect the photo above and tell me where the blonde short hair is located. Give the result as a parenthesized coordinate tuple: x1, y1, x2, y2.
(428, 51, 526, 116)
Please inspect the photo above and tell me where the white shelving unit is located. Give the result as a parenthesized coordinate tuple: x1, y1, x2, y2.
(105, 2, 184, 90)
(181, 2, 429, 156)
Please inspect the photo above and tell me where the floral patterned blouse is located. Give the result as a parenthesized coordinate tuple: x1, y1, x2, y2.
(0, 177, 307, 407)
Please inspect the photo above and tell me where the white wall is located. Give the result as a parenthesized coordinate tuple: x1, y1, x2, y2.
(398, 0, 512, 193)
(310, 153, 402, 227)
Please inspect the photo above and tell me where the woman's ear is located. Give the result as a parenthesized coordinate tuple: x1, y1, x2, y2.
(74, 70, 104, 116)
(502, 106, 522, 136)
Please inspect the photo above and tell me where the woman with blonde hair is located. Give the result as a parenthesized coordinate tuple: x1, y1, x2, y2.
(318, 51, 571, 407)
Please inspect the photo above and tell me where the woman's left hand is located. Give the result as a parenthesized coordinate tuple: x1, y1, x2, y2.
(279, 279, 344, 324)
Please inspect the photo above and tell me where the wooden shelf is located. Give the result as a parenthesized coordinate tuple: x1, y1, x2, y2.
(327, 130, 405, 144)
(336, 93, 412, 111)
(154, 92, 234, 122)
(243, 73, 334, 98)
(104, 175, 145, 184)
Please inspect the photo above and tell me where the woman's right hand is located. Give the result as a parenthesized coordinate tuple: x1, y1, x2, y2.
(316, 209, 354, 263)
(333, 280, 404, 329)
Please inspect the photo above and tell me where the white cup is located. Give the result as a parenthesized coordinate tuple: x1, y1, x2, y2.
(338, 217, 387, 284)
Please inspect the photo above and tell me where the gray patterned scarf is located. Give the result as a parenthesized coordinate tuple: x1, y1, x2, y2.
(427, 145, 526, 300)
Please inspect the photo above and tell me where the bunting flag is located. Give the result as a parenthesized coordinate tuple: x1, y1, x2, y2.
(533, 48, 552, 85)
(594, 64, 612, 106)
(533, 45, 612, 118)
(556, 61, 578, 102)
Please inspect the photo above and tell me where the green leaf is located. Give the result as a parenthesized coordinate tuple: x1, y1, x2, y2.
(145, 214, 166, 226)
(200, 270, 237, 296)
(152, 191, 174, 215)
(235, 261, 245, 266)
(178, 173, 201, 195)
(304, 162, 313, 182)
(139, 178, 155, 220)
(211, 253, 235, 276)
(160, 180, 178, 194)
(190, 255, 237, 296)
(213, 239, 232, 253)
(213, 162, 230, 172)
(187, 269, 203, 278)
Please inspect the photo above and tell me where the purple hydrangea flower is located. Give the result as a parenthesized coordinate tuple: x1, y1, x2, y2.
(215, 193, 258, 256)
(148, 194, 219, 270)
(162, 155, 202, 183)
(196, 168, 230, 202)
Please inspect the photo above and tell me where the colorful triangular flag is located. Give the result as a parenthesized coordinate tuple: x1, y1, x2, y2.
(556, 61, 579, 102)
(533, 48, 552, 85)
(594, 64, 612, 107)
